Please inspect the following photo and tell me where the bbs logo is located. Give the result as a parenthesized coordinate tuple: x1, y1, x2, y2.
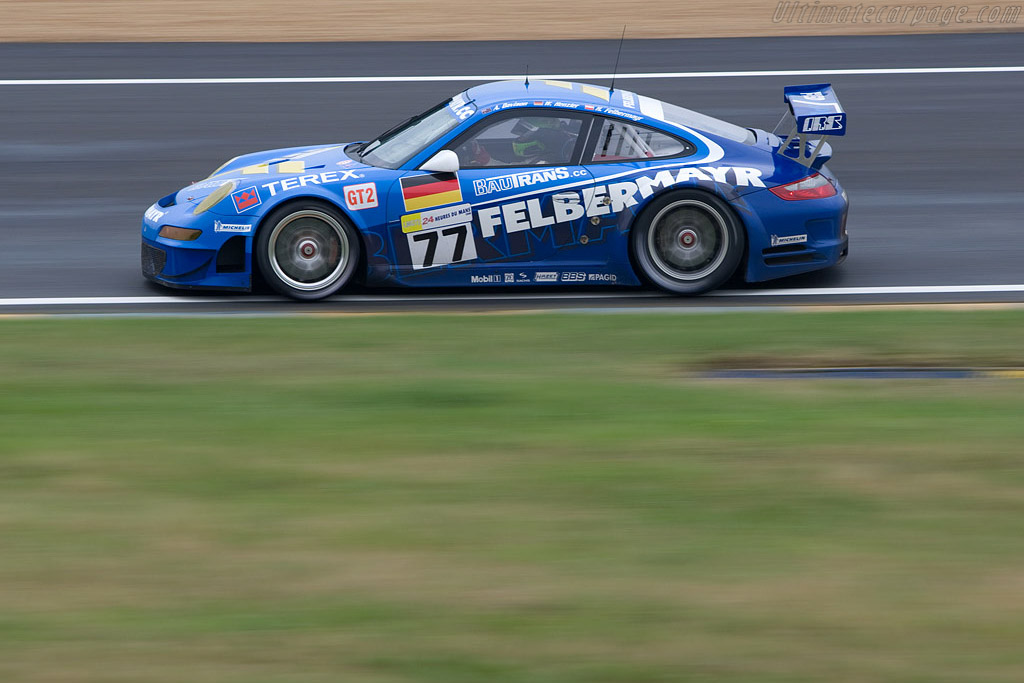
(561, 272, 586, 282)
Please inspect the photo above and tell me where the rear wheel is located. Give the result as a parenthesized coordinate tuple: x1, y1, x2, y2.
(631, 190, 745, 295)
(256, 202, 360, 301)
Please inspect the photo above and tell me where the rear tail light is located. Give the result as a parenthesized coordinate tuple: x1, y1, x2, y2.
(769, 173, 836, 201)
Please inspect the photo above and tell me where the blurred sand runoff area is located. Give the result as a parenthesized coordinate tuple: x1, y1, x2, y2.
(1, 0, 1019, 41)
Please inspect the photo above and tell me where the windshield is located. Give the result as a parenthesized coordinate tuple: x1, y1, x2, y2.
(648, 97, 755, 145)
(358, 98, 470, 169)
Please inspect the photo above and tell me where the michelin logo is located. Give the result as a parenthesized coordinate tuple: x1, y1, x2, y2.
(770, 233, 807, 247)
(214, 221, 253, 233)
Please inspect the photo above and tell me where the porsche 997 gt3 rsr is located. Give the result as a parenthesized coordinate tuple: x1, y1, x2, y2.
(141, 80, 849, 299)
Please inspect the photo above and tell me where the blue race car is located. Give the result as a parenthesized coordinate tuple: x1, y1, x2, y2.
(141, 79, 848, 300)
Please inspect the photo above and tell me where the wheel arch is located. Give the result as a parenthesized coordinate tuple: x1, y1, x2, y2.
(251, 194, 370, 285)
(625, 184, 749, 295)
(625, 183, 751, 281)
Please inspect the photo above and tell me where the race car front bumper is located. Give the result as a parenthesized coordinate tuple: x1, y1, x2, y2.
(140, 237, 251, 291)
(141, 208, 253, 291)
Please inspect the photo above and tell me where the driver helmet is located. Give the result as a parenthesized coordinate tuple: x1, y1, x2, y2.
(512, 118, 570, 159)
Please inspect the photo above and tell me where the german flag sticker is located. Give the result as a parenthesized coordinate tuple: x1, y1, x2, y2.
(400, 172, 462, 212)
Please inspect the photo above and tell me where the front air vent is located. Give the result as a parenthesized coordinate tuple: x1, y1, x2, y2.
(216, 236, 246, 273)
(141, 243, 167, 277)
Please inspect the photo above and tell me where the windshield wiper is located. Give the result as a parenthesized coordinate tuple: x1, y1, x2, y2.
(359, 115, 417, 159)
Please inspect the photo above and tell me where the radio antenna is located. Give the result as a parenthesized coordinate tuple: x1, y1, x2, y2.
(525, 64, 530, 87)
(609, 26, 626, 95)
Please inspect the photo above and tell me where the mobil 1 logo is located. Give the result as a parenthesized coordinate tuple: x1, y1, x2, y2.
(408, 223, 478, 270)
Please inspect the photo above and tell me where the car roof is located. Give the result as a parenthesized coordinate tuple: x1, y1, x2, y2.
(468, 80, 659, 121)
(465, 79, 618, 106)
(464, 79, 654, 121)
(461, 80, 752, 145)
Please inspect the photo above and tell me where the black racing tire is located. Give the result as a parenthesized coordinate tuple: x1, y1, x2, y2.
(255, 201, 360, 301)
(630, 189, 746, 295)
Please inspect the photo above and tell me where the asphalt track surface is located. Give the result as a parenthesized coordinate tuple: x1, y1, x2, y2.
(1, 33, 1022, 314)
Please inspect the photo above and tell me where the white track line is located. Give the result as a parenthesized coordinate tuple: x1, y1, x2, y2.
(0, 293, 655, 306)
(1, 66, 1022, 86)
(0, 296, 256, 306)
(711, 284, 1024, 297)
(3, 285, 1024, 307)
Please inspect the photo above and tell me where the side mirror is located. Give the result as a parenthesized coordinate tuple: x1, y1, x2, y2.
(420, 149, 460, 174)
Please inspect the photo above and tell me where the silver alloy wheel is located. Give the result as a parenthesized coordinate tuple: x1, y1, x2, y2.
(266, 210, 350, 292)
(647, 199, 730, 281)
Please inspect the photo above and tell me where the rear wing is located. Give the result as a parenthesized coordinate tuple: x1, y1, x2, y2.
(774, 83, 845, 168)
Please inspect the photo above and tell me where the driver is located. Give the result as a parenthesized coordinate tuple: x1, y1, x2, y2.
(511, 118, 576, 163)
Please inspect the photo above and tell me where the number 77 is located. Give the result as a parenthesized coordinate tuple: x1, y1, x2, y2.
(412, 225, 468, 268)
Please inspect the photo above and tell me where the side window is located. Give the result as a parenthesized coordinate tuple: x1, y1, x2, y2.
(590, 118, 694, 162)
(453, 114, 584, 168)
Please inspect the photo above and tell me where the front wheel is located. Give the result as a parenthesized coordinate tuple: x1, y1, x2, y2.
(631, 190, 746, 295)
(255, 202, 360, 301)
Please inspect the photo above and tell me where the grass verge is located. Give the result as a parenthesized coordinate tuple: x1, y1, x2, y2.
(1, 309, 1024, 683)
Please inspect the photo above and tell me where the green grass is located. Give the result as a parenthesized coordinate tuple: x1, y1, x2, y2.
(1, 310, 1024, 683)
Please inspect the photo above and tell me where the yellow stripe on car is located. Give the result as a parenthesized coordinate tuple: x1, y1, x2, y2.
(276, 160, 305, 174)
(581, 84, 611, 101)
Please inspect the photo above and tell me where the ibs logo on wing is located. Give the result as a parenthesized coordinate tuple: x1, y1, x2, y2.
(231, 186, 263, 212)
(800, 114, 845, 134)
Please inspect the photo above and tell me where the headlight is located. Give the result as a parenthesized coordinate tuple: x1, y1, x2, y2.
(193, 180, 236, 215)
(159, 226, 203, 241)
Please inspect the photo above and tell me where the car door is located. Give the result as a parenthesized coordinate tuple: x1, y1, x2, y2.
(453, 110, 599, 278)
(387, 109, 600, 282)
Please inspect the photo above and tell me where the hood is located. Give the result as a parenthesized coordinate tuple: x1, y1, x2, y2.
(177, 143, 371, 202)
